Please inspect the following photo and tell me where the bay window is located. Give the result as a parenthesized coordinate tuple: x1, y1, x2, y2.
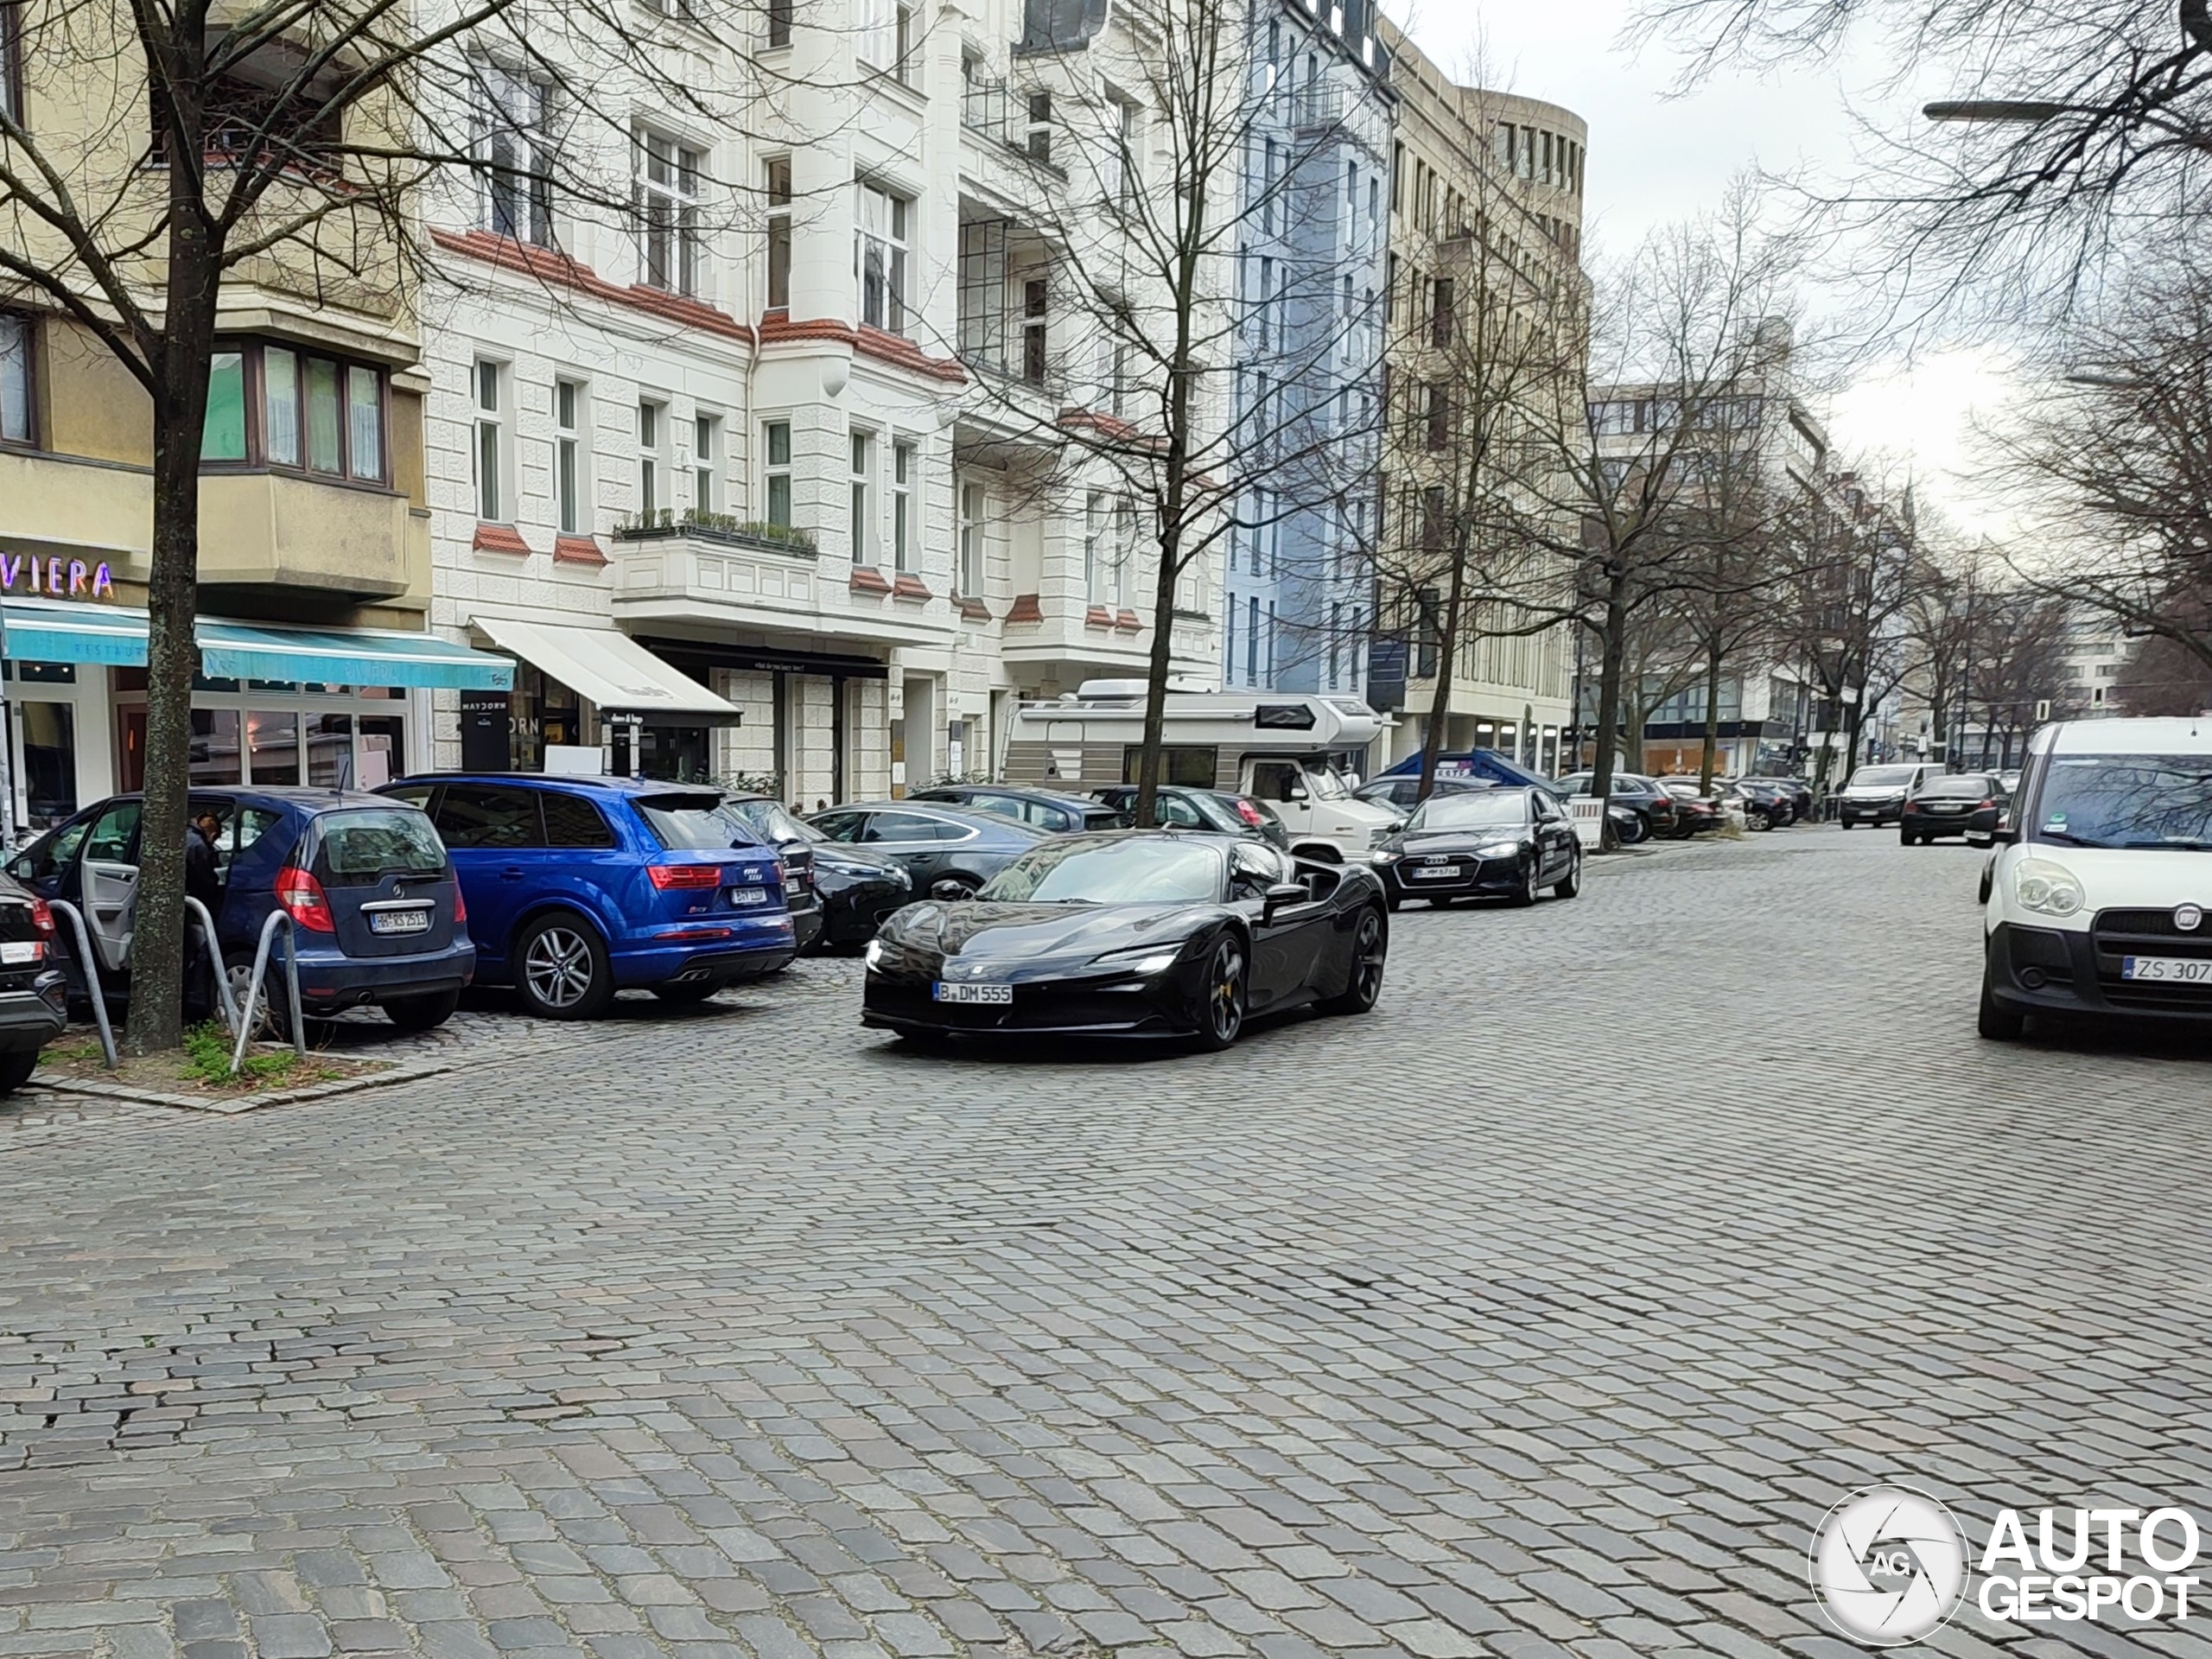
(200, 340, 388, 482)
(0, 313, 29, 445)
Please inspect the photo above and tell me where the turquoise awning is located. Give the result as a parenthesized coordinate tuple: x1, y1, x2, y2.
(0, 600, 514, 690)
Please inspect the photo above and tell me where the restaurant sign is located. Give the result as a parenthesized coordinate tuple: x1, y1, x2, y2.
(2, 557, 117, 599)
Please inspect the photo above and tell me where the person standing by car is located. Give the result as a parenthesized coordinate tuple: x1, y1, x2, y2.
(184, 814, 220, 911)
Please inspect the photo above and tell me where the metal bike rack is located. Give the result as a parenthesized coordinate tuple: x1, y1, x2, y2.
(182, 896, 242, 1035)
(46, 898, 117, 1071)
(230, 909, 306, 1077)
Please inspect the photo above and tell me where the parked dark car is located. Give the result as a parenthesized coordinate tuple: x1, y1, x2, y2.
(906, 785, 1127, 833)
(1554, 772, 1680, 842)
(709, 794, 830, 953)
(1730, 779, 1800, 827)
(383, 776, 796, 1018)
(1657, 779, 1727, 835)
(1091, 785, 1290, 849)
(1901, 772, 2007, 845)
(1353, 775, 1496, 813)
(810, 802, 1048, 899)
(11, 789, 474, 1031)
(1373, 787, 1581, 908)
(0, 874, 67, 1091)
(718, 794, 912, 951)
(1743, 775, 1814, 822)
(862, 832, 1388, 1049)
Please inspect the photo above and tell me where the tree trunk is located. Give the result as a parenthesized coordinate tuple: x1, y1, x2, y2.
(1414, 538, 1471, 804)
(1589, 574, 1630, 804)
(1698, 641, 1723, 791)
(124, 229, 218, 1055)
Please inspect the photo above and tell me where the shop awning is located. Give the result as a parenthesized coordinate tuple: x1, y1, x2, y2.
(0, 599, 516, 690)
(471, 615, 740, 722)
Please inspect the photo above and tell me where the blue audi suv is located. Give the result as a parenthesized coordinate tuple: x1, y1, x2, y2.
(382, 775, 797, 1017)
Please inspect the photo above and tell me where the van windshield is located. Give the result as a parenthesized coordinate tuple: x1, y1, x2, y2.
(1850, 766, 1917, 789)
(2031, 754, 2212, 850)
(1306, 768, 1350, 801)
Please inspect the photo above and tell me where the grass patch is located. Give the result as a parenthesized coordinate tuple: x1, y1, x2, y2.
(41, 1038, 107, 1066)
(35, 1021, 382, 1098)
(180, 1020, 302, 1087)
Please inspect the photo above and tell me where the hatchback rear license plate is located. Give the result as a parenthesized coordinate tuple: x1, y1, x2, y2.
(2122, 956, 2212, 983)
(726, 886, 767, 907)
(934, 982, 1013, 1004)
(1411, 866, 1463, 879)
(370, 909, 431, 936)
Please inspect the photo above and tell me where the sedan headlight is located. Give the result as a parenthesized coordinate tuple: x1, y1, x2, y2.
(1372, 849, 1401, 865)
(1089, 944, 1182, 976)
(1474, 840, 1524, 859)
(2012, 857, 2085, 918)
(864, 938, 888, 970)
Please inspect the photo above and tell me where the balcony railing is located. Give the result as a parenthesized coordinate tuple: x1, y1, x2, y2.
(613, 511, 817, 557)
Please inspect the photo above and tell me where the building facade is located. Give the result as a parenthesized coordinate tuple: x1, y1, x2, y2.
(418, 0, 1219, 804)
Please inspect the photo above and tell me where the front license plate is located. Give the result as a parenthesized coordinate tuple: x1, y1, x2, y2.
(934, 982, 1013, 1004)
(726, 887, 767, 907)
(1410, 866, 1463, 880)
(2122, 956, 2212, 983)
(369, 909, 431, 936)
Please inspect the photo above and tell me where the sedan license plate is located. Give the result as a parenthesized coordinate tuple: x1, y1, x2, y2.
(2121, 956, 2212, 983)
(1410, 865, 1463, 880)
(369, 909, 431, 936)
(934, 982, 1013, 1004)
(726, 886, 767, 907)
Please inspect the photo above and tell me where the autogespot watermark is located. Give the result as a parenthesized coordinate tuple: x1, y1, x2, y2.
(1809, 1485, 2210, 1646)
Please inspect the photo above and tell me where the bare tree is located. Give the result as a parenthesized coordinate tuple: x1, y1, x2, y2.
(0, 0, 775, 1049)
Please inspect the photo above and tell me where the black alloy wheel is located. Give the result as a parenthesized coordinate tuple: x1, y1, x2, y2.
(1319, 907, 1387, 1015)
(1554, 849, 1580, 899)
(1194, 935, 1248, 1052)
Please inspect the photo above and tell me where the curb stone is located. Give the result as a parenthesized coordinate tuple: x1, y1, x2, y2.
(18, 1055, 458, 1116)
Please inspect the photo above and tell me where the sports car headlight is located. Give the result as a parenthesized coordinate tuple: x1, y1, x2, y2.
(1090, 944, 1182, 976)
(864, 938, 888, 970)
(2012, 857, 2085, 918)
(1475, 840, 1523, 858)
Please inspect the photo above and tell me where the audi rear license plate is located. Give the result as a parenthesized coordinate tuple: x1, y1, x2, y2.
(726, 887, 767, 907)
(934, 982, 1013, 1005)
(2121, 956, 2212, 983)
(1411, 865, 1463, 880)
(370, 909, 431, 936)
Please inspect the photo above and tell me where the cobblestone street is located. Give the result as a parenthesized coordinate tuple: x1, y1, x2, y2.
(3, 830, 2208, 1659)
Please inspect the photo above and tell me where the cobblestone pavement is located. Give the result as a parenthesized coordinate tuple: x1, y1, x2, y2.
(2, 830, 2208, 1659)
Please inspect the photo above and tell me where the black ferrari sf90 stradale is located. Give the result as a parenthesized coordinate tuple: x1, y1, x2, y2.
(861, 832, 1389, 1050)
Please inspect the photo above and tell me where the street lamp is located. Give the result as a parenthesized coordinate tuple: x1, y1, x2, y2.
(1923, 100, 2066, 124)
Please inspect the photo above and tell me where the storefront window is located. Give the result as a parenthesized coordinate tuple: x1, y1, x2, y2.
(17, 702, 75, 829)
(358, 715, 403, 789)
(247, 709, 302, 785)
(190, 709, 242, 785)
(308, 713, 353, 787)
(508, 665, 581, 772)
(639, 725, 710, 783)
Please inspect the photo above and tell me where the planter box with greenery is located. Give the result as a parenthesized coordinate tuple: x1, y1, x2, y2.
(612, 511, 817, 557)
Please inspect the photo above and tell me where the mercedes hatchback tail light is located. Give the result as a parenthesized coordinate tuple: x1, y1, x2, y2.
(276, 867, 337, 933)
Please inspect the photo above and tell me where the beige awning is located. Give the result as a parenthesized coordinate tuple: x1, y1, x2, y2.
(471, 615, 741, 722)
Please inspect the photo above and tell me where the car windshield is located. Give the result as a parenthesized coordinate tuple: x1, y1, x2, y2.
(721, 798, 815, 844)
(1851, 766, 1916, 788)
(315, 809, 445, 880)
(1917, 777, 1994, 799)
(977, 838, 1224, 904)
(1410, 792, 1530, 831)
(2031, 754, 2212, 849)
(636, 793, 743, 849)
(1316, 768, 1354, 799)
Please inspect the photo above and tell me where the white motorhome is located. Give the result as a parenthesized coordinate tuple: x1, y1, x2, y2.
(1001, 683, 1399, 862)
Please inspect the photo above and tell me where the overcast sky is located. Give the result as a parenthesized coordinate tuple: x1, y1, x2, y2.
(1380, 0, 2021, 536)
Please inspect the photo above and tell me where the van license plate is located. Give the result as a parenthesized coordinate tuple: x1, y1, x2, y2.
(726, 887, 766, 907)
(934, 982, 1012, 1004)
(2121, 956, 2212, 983)
(370, 909, 431, 936)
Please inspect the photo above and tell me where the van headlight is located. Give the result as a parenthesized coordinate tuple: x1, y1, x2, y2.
(2012, 857, 2085, 918)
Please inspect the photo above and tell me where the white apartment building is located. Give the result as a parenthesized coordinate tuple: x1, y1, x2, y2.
(421, 0, 1217, 803)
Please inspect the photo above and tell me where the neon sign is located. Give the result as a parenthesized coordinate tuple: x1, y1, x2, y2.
(1, 557, 116, 599)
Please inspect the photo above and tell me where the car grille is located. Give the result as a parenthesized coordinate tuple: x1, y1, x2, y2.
(2091, 907, 2212, 1008)
(866, 977, 1169, 1033)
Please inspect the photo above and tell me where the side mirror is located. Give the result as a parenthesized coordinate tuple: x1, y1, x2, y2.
(1261, 880, 1306, 922)
(929, 880, 973, 902)
(1992, 816, 2019, 846)
(1287, 785, 1309, 804)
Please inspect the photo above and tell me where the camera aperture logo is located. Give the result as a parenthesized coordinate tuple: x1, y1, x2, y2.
(1809, 1486, 1969, 1646)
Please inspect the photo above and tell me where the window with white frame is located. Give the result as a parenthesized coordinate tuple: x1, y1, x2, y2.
(855, 181, 910, 335)
(0, 314, 32, 445)
(1101, 96, 1137, 203)
(472, 359, 506, 521)
(765, 420, 792, 527)
(892, 440, 915, 571)
(554, 378, 587, 535)
(638, 400, 665, 522)
(1084, 493, 1106, 602)
(1021, 276, 1048, 385)
(849, 429, 876, 563)
(634, 130, 702, 296)
(475, 62, 556, 248)
(1026, 90, 1052, 162)
(766, 157, 791, 309)
(1110, 497, 1134, 609)
(694, 413, 719, 513)
(958, 480, 984, 597)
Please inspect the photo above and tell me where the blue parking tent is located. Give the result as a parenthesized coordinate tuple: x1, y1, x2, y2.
(0, 599, 515, 690)
(1380, 749, 1556, 791)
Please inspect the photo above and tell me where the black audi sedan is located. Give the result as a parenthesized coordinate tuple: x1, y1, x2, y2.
(1900, 772, 2006, 844)
(719, 794, 912, 951)
(862, 832, 1387, 1050)
(1372, 787, 1581, 908)
(906, 784, 1127, 833)
(809, 802, 1047, 899)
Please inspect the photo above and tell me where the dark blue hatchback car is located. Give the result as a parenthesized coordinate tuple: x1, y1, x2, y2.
(9, 788, 474, 1029)
(382, 775, 798, 1018)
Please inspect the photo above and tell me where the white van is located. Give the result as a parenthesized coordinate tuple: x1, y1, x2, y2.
(1979, 716, 2212, 1039)
(1836, 761, 1932, 828)
(1001, 684, 1400, 863)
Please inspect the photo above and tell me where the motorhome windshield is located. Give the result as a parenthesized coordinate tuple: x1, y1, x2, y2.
(1306, 768, 1350, 801)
